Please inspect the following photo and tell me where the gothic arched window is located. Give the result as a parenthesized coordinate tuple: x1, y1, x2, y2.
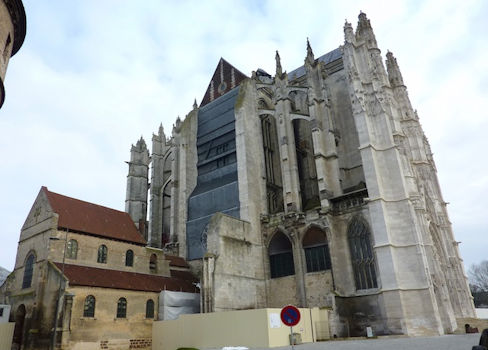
(348, 217, 378, 290)
(97, 245, 107, 264)
(125, 250, 134, 267)
(22, 253, 35, 289)
(66, 239, 78, 259)
(116, 298, 127, 318)
(83, 295, 96, 317)
(268, 232, 295, 278)
(303, 228, 331, 273)
(146, 299, 154, 319)
(261, 115, 283, 214)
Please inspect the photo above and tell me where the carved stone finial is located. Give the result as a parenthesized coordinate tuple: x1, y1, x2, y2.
(386, 50, 404, 87)
(305, 37, 315, 66)
(193, 98, 198, 110)
(344, 20, 354, 43)
(357, 11, 371, 31)
(159, 123, 164, 136)
(275, 50, 282, 76)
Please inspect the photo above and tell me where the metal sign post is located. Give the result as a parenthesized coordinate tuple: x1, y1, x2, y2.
(290, 325, 294, 350)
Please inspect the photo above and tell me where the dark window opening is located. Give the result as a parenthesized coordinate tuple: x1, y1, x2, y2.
(269, 232, 295, 278)
(261, 115, 283, 214)
(303, 228, 331, 273)
(22, 253, 35, 289)
(116, 298, 127, 318)
(348, 218, 378, 290)
(125, 250, 134, 267)
(305, 245, 331, 272)
(293, 119, 320, 210)
(97, 245, 107, 263)
(149, 254, 157, 272)
(146, 299, 154, 319)
(83, 295, 95, 317)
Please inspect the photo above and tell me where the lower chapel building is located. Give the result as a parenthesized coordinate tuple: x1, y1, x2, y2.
(1, 12, 476, 349)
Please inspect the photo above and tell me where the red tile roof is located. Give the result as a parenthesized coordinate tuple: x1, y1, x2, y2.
(43, 187, 146, 245)
(165, 255, 189, 268)
(200, 58, 248, 107)
(55, 263, 199, 293)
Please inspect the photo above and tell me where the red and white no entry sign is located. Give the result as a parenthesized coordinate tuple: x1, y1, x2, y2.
(280, 305, 301, 327)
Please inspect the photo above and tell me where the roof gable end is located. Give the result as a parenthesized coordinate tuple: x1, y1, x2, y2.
(200, 58, 248, 107)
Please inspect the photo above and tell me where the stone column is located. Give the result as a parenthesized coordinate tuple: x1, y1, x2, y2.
(274, 91, 302, 212)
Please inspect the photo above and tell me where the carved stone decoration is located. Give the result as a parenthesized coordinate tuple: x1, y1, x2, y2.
(201, 224, 209, 252)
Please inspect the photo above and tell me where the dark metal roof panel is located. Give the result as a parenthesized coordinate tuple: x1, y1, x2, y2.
(288, 47, 343, 80)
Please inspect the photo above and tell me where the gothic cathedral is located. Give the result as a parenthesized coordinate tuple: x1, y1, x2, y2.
(124, 13, 475, 336)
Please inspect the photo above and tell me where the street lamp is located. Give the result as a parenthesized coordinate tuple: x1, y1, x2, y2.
(49, 229, 68, 350)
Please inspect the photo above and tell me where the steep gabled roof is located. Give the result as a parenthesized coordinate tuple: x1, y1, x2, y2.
(55, 263, 198, 293)
(42, 186, 146, 245)
(200, 58, 248, 107)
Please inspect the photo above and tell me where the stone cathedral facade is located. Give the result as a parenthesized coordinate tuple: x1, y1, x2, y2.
(124, 13, 475, 337)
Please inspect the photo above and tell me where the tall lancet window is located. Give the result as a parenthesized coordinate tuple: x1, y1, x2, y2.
(292, 118, 319, 210)
(22, 253, 35, 289)
(348, 217, 378, 290)
(261, 114, 283, 214)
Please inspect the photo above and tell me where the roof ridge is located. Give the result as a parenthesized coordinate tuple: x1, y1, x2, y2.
(43, 186, 126, 214)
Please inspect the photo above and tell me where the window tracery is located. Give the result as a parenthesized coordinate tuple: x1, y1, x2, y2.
(83, 295, 95, 317)
(97, 245, 107, 264)
(348, 217, 377, 290)
(22, 253, 35, 289)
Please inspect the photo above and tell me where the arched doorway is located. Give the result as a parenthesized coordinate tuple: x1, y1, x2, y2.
(12, 304, 26, 350)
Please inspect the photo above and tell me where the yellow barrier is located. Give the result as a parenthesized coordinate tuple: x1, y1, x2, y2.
(0, 323, 14, 350)
(153, 307, 328, 350)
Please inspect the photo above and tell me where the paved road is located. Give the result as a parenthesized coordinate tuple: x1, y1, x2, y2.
(251, 334, 481, 350)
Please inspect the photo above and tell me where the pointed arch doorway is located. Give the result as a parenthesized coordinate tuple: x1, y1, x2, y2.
(12, 304, 26, 350)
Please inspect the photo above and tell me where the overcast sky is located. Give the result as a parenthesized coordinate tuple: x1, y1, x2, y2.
(1, 0, 487, 272)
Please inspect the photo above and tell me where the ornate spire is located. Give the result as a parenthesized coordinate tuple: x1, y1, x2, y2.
(357, 11, 371, 30)
(356, 11, 378, 48)
(275, 50, 282, 76)
(305, 37, 315, 66)
(158, 123, 164, 136)
(193, 98, 198, 110)
(386, 51, 405, 87)
(135, 136, 147, 150)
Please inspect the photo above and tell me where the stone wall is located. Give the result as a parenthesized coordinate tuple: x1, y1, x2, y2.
(67, 286, 157, 346)
(205, 213, 266, 311)
(47, 230, 169, 276)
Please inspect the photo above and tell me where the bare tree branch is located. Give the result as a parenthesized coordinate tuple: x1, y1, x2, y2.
(468, 260, 488, 291)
